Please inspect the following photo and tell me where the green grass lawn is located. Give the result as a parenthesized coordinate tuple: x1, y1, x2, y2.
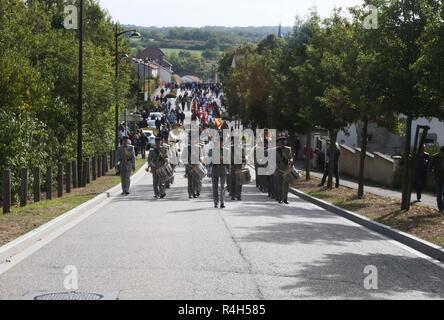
(161, 48, 203, 58)
(0, 157, 146, 247)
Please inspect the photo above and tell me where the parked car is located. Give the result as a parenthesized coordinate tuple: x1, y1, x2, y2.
(143, 130, 156, 149)
(146, 120, 157, 128)
(149, 112, 163, 120)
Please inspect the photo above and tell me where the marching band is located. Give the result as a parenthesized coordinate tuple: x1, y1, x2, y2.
(118, 85, 299, 207)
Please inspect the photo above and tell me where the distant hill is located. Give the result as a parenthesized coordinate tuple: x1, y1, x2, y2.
(125, 25, 293, 80)
(124, 25, 293, 51)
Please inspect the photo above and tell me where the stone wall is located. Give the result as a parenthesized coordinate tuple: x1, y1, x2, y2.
(338, 145, 396, 187)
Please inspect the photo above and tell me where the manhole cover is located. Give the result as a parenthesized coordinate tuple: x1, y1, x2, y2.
(24, 291, 119, 300)
(34, 292, 103, 300)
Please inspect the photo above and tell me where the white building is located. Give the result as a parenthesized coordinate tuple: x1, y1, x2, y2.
(136, 47, 173, 85)
(337, 117, 444, 156)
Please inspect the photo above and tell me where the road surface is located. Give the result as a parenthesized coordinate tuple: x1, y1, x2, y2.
(0, 165, 443, 300)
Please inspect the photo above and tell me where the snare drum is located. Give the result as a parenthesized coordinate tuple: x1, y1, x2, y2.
(235, 169, 252, 185)
(157, 164, 174, 182)
(282, 167, 300, 186)
(191, 163, 207, 181)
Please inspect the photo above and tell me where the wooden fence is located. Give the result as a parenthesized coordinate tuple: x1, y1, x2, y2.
(2, 150, 117, 214)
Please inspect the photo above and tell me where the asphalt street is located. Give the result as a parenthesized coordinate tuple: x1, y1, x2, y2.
(0, 165, 443, 300)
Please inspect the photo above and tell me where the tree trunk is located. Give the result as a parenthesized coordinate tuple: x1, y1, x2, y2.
(401, 114, 413, 210)
(358, 116, 369, 198)
(327, 130, 338, 190)
(305, 132, 312, 181)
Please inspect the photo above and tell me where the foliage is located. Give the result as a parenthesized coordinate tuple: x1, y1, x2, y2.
(218, 0, 444, 194)
(124, 25, 292, 51)
(0, 0, 137, 201)
(166, 49, 217, 79)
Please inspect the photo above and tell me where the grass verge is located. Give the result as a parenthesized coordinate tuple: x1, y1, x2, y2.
(0, 158, 146, 247)
(294, 174, 444, 248)
(161, 48, 203, 58)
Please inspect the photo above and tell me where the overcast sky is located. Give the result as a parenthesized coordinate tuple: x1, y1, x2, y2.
(97, 0, 363, 27)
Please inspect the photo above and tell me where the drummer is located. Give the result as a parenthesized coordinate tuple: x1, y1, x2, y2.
(276, 134, 293, 204)
(185, 143, 202, 199)
(148, 137, 169, 199)
(255, 136, 269, 194)
(230, 137, 246, 201)
(162, 136, 174, 189)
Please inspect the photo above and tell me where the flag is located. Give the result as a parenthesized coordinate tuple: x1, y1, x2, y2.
(214, 118, 224, 130)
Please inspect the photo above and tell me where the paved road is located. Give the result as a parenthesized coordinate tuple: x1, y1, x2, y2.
(0, 166, 443, 300)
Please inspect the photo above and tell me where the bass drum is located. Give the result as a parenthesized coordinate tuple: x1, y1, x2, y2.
(191, 163, 207, 181)
(235, 169, 252, 185)
(157, 164, 174, 183)
(282, 167, 300, 186)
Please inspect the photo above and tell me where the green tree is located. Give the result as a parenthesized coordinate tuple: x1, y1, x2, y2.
(366, 0, 440, 209)
(0, 0, 137, 202)
(296, 10, 358, 189)
(271, 15, 319, 180)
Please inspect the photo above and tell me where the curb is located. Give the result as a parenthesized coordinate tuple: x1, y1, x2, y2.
(290, 187, 444, 263)
(0, 164, 147, 265)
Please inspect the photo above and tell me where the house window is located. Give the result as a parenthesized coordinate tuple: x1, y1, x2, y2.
(427, 133, 438, 145)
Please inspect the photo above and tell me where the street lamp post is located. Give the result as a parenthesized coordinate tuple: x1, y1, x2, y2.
(143, 60, 147, 102)
(115, 24, 141, 148)
(77, 0, 84, 187)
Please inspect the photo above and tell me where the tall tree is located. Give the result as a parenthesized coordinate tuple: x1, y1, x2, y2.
(367, 0, 440, 209)
(271, 14, 320, 180)
(298, 9, 358, 189)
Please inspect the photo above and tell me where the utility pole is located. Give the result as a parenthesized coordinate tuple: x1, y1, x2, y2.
(115, 25, 140, 148)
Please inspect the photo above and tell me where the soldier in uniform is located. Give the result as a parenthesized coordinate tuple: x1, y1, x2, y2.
(185, 143, 202, 199)
(255, 134, 269, 194)
(275, 135, 293, 204)
(116, 137, 136, 196)
(210, 136, 229, 209)
(162, 136, 174, 189)
(267, 147, 276, 200)
(148, 137, 169, 199)
(230, 138, 246, 201)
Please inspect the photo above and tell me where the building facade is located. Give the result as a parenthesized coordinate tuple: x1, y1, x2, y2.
(338, 117, 444, 156)
(136, 47, 173, 85)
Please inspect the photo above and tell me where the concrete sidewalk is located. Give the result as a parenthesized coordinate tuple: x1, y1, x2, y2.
(300, 166, 437, 209)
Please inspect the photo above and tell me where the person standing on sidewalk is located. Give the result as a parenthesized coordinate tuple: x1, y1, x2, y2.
(319, 143, 341, 188)
(429, 146, 444, 215)
(116, 137, 136, 196)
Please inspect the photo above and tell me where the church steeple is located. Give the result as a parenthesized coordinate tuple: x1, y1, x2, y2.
(278, 23, 283, 38)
